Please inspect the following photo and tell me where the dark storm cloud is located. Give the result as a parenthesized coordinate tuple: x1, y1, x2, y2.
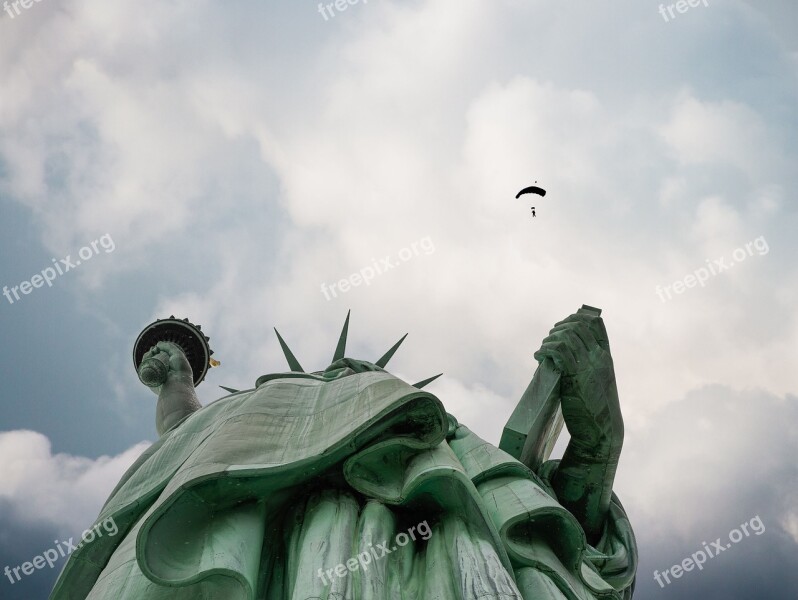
(0, 499, 65, 600)
(619, 386, 798, 599)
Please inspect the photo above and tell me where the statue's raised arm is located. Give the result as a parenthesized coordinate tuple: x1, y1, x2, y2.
(533, 307, 624, 543)
(139, 341, 203, 436)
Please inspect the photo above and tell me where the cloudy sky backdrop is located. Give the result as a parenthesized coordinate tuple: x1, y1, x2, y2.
(0, 0, 796, 598)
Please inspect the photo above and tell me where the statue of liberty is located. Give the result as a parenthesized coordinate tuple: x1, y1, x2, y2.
(50, 305, 637, 599)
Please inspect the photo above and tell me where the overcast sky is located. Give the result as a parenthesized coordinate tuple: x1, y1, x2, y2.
(0, 1, 796, 598)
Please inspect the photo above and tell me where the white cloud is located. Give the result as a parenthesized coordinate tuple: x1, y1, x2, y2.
(658, 91, 777, 178)
(0, 430, 148, 535)
(617, 386, 798, 543)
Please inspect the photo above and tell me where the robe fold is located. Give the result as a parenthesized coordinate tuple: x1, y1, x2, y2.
(50, 369, 636, 600)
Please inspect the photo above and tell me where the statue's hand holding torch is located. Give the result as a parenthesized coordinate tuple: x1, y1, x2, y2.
(138, 342, 194, 390)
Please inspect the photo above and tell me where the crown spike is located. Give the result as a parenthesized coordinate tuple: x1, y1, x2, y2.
(274, 328, 305, 372)
(375, 333, 408, 368)
(332, 310, 351, 363)
(219, 386, 240, 394)
(412, 373, 443, 389)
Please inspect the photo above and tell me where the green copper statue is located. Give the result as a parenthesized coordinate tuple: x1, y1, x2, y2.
(50, 306, 636, 599)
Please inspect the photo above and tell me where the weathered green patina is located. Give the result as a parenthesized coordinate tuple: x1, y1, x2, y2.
(50, 307, 636, 599)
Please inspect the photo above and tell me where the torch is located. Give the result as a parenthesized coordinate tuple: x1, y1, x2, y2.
(133, 317, 218, 388)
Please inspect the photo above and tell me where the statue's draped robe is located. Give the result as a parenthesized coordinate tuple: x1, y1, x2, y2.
(50, 369, 636, 600)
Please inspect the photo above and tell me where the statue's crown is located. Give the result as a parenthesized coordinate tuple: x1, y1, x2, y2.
(271, 310, 442, 389)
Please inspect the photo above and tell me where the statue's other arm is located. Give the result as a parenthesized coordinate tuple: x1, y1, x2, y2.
(139, 341, 202, 436)
(534, 312, 624, 544)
